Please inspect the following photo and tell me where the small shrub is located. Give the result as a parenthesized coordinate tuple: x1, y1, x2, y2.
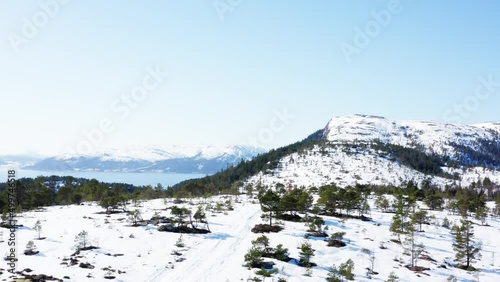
(442, 217, 451, 229)
(328, 232, 347, 247)
(386, 271, 399, 282)
(255, 268, 278, 277)
(175, 235, 185, 248)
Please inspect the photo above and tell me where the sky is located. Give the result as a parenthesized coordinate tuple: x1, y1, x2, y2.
(0, 0, 499, 156)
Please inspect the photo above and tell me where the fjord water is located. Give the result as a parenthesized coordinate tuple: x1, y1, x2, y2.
(0, 168, 206, 187)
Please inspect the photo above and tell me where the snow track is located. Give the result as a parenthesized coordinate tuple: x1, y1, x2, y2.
(147, 204, 261, 282)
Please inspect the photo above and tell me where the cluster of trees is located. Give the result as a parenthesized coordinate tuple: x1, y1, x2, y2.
(317, 184, 370, 217)
(385, 187, 484, 270)
(327, 259, 355, 281)
(164, 205, 209, 231)
(451, 138, 500, 168)
(366, 141, 449, 176)
(0, 176, 171, 213)
(244, 235, 290, 268)
(257, 187, 313, 226)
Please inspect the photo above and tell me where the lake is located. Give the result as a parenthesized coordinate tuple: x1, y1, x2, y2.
(0, 167, 207, 187)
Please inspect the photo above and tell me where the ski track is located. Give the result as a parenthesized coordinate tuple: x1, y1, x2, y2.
(147, 204, 261, 282)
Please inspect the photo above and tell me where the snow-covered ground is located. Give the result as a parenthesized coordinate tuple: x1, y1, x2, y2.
(1, 196, 499, 282)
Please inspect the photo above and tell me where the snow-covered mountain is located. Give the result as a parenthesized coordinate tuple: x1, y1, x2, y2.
(24, 145, 266, 174)
(248, 114, 500, 188)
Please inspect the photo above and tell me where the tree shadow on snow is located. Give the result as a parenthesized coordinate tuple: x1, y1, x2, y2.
(203, 233, 232, 240)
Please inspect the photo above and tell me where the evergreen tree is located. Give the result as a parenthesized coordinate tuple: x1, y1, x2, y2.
(194, 205, 209, 231)
(424, 193, 444, 210)
(411, 210, 428, 232)
(274, 244, 290, 261)
(326, 264, 341, 282)
(244, 246, 263, 268)
(258, 189, 281, 226)
(403, 212, 425, 268)
(375, 194, 390, 212)
(24, 240, 38, 255)
(386, 272, 399, 282)
(357, 191, 371, 217)
(75, 230, 89, 249)
(245, 184, 254, 196)
(474, 206, 488, 225)
(307, 217, 325, 233)
(452, 217, 482, 269)
(175, 235, 185, 248)
(279, 188, 313, 217)
(318, 184, 340, 215)
(57, 183, 73, 205)
(494, 195, 500, 217)
(338, 259, 355, 281)
(171, 206, 190, 227)
(252, 235, 271, 256)
(128, 210, 142, 226)
(33, 220, 42, 239)
(298, 240, 315, 267)
(390, 192, 414, 242)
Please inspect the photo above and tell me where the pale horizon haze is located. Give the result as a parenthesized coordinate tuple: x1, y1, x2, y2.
(1, 0, 499, 156)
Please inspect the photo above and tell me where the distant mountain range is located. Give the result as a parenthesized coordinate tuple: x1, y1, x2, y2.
(1, 145, 266, 174)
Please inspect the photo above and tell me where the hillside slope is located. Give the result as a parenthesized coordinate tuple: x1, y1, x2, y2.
(176, 115, 500, 194)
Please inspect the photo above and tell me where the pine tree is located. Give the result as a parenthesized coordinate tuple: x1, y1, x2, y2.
(274, 244, 289, 261)
(244, 246, 263, 268)
(128, 210, 142, 226)
(474, 206, 488, 225)
(403, 225, 424, 268)
(258, 189, 281, 226)
(175, 235, 185, 248)
(298, 240, 315, 267)
(411, 210, 428, 232)
(375, 195, 390, 212)
(171, 206, 190, 227)
(390, 192, 414, 242)
(252, 235, 271, 256)
(194, 205, 209, 231)
(326, 264, 341, 282)
(386, 271, 399, 282)
(495, 195, 500, 217)
(452, 218, 482, 269)
(338, 259, 355, 281)
(33, 220, 42, 239)
(24, 240, 38, 255)
(75, 230, 89, 249)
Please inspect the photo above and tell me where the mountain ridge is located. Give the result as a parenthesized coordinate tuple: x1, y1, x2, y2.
(174, 115, 500, 195)
(17, 145, 266, 174)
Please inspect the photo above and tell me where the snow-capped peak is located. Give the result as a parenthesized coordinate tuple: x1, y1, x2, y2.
(323, 114, 499, 155)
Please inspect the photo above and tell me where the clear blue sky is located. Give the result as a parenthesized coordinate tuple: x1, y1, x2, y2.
(0, 0, 499, 155)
